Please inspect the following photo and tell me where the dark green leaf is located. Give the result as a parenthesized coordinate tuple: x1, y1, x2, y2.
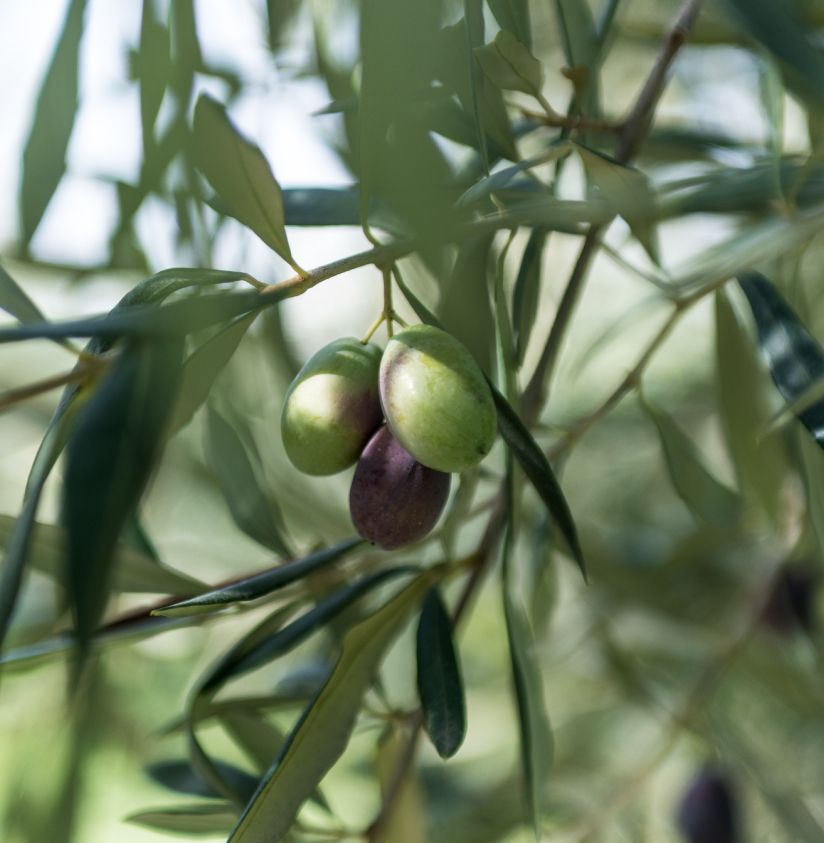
(63, 338, 184, 655)
(20, 0, 87, 248)
(487, 0, 532, 48)
(492, 386, 585, 579)
(157, 538, 362, 617)
(127, 803, 237, 836)
(474, 30, 543, 97)
(148, 759, 258, 800)
(205, 403, 292, 557)
(227, 568, 443, 843)
(0, 262, 45, 324)
(642, 397, 741, 526)
(416, 587, 467, 758)
(738, 271, 824, 447)
(512, 228, 548, 363)
(724, 0, 824, 106)
(170, 0, 201, 106)
(191, 94, 298, 269)
(201, 566, 417, 694)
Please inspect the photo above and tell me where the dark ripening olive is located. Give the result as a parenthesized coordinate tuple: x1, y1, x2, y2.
(281, 338, 383, 476)
(349, 426, 451, 550)
(676, 769, 739, 843)
(379, 324, 497, 473)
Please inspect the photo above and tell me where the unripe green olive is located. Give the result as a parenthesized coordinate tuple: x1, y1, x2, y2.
(349, 425, 450, 549)
(281, 337, 383, 476)
(379, 324, 496, 473)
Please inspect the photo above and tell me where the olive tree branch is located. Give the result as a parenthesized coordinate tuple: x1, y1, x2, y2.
(522, 0, 704, 423)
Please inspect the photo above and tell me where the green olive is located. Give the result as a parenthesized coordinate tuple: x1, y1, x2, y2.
(281, 337, 383, 475)
(379, 324, 496, 473)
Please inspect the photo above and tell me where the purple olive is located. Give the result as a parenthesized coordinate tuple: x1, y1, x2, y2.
(349, 426, 451, 550)
(676, 768, 739, 843)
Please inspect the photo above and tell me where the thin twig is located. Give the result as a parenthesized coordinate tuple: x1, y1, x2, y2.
(522, 0, 703, 422)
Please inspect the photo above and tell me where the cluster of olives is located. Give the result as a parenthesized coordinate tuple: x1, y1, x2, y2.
(280, 324, 497, 549)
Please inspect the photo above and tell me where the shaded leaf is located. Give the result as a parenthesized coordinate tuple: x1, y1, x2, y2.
(576, 144, 658, 262)
(127, 803, 237, 836)
(205, 403, 292, 557)
(20, 0, 87, 248)
(200, 566, 417, 694)
(492, 386, 585, 579)
(512, 228, 548, 363)
(0, 515, 204, 596)
(148, 759, 258, 801)
(502, 470, 553, 839)
(554, 0, 600, 114)
(642, 397, 741, 526)
(137, 0, 169, 153)
(157, 538, 362, 617)
(228, 568, 444, 842)
(0, 262, 45, 324)
(375, 728, 426, 843)
(63, 338, 184, 654)
(474, 30, 543, 97)
(738, 271, 824, 446)
(416, 587, 466, 759)
(715, 288, 788, 523)
(170, 0, 201, 106)
(487, 0, 532, 48)
(191, 94, 298, 269)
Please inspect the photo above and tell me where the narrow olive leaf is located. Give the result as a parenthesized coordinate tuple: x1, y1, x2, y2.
(554, 0, 600, 115)
(170, 0, 202, 106)
(512, 228, 548, 363)
(63, 338, 184, 655)
(375, 728, 427, 843)
(0, 262, 45, 323)
(127, 803, 237, 836)
(148, 759, 258, 800)
(20, 0, 87, 248)
(0, 288, 272, 344)
(137, 0, 169, 152)
(0, 515, 203, 596)
(156, 538, 362, 617)
(491, 386, 585, 579)
(738, 271, 824, 447)
(463, 0, 490, 173)
(724, 0, 824, 106)
(642, 397, 741, 526)
(715, 289, 788, 523)
(575, 144, 659, 262)
(191, 94, 298, 269)
(502, 470, 552, 839)
(201, 566, 418, 694)
(205, 403, 292, 557)
(416, 588, 467, 759)
(228, 568, 443, 843)
(487, 0, 532, 48)
(474, 30, 543, 97)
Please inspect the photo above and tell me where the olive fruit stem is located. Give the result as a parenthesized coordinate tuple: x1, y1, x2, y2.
(361, 313, 385, 345)
(382, 265, 394, 339)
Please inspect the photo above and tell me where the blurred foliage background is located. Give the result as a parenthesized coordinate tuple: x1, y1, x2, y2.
(3, 0, 824, 841)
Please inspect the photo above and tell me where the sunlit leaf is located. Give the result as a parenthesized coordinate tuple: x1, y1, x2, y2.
(127, 803, 237, 836)
(63, 338, 184, 656)
(156, 538, 362, 617)
(228, 567, 443, 842)
(191, 94, 298, 269)
(20, 0, 87, 248)
(375, 728, 426, 843)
